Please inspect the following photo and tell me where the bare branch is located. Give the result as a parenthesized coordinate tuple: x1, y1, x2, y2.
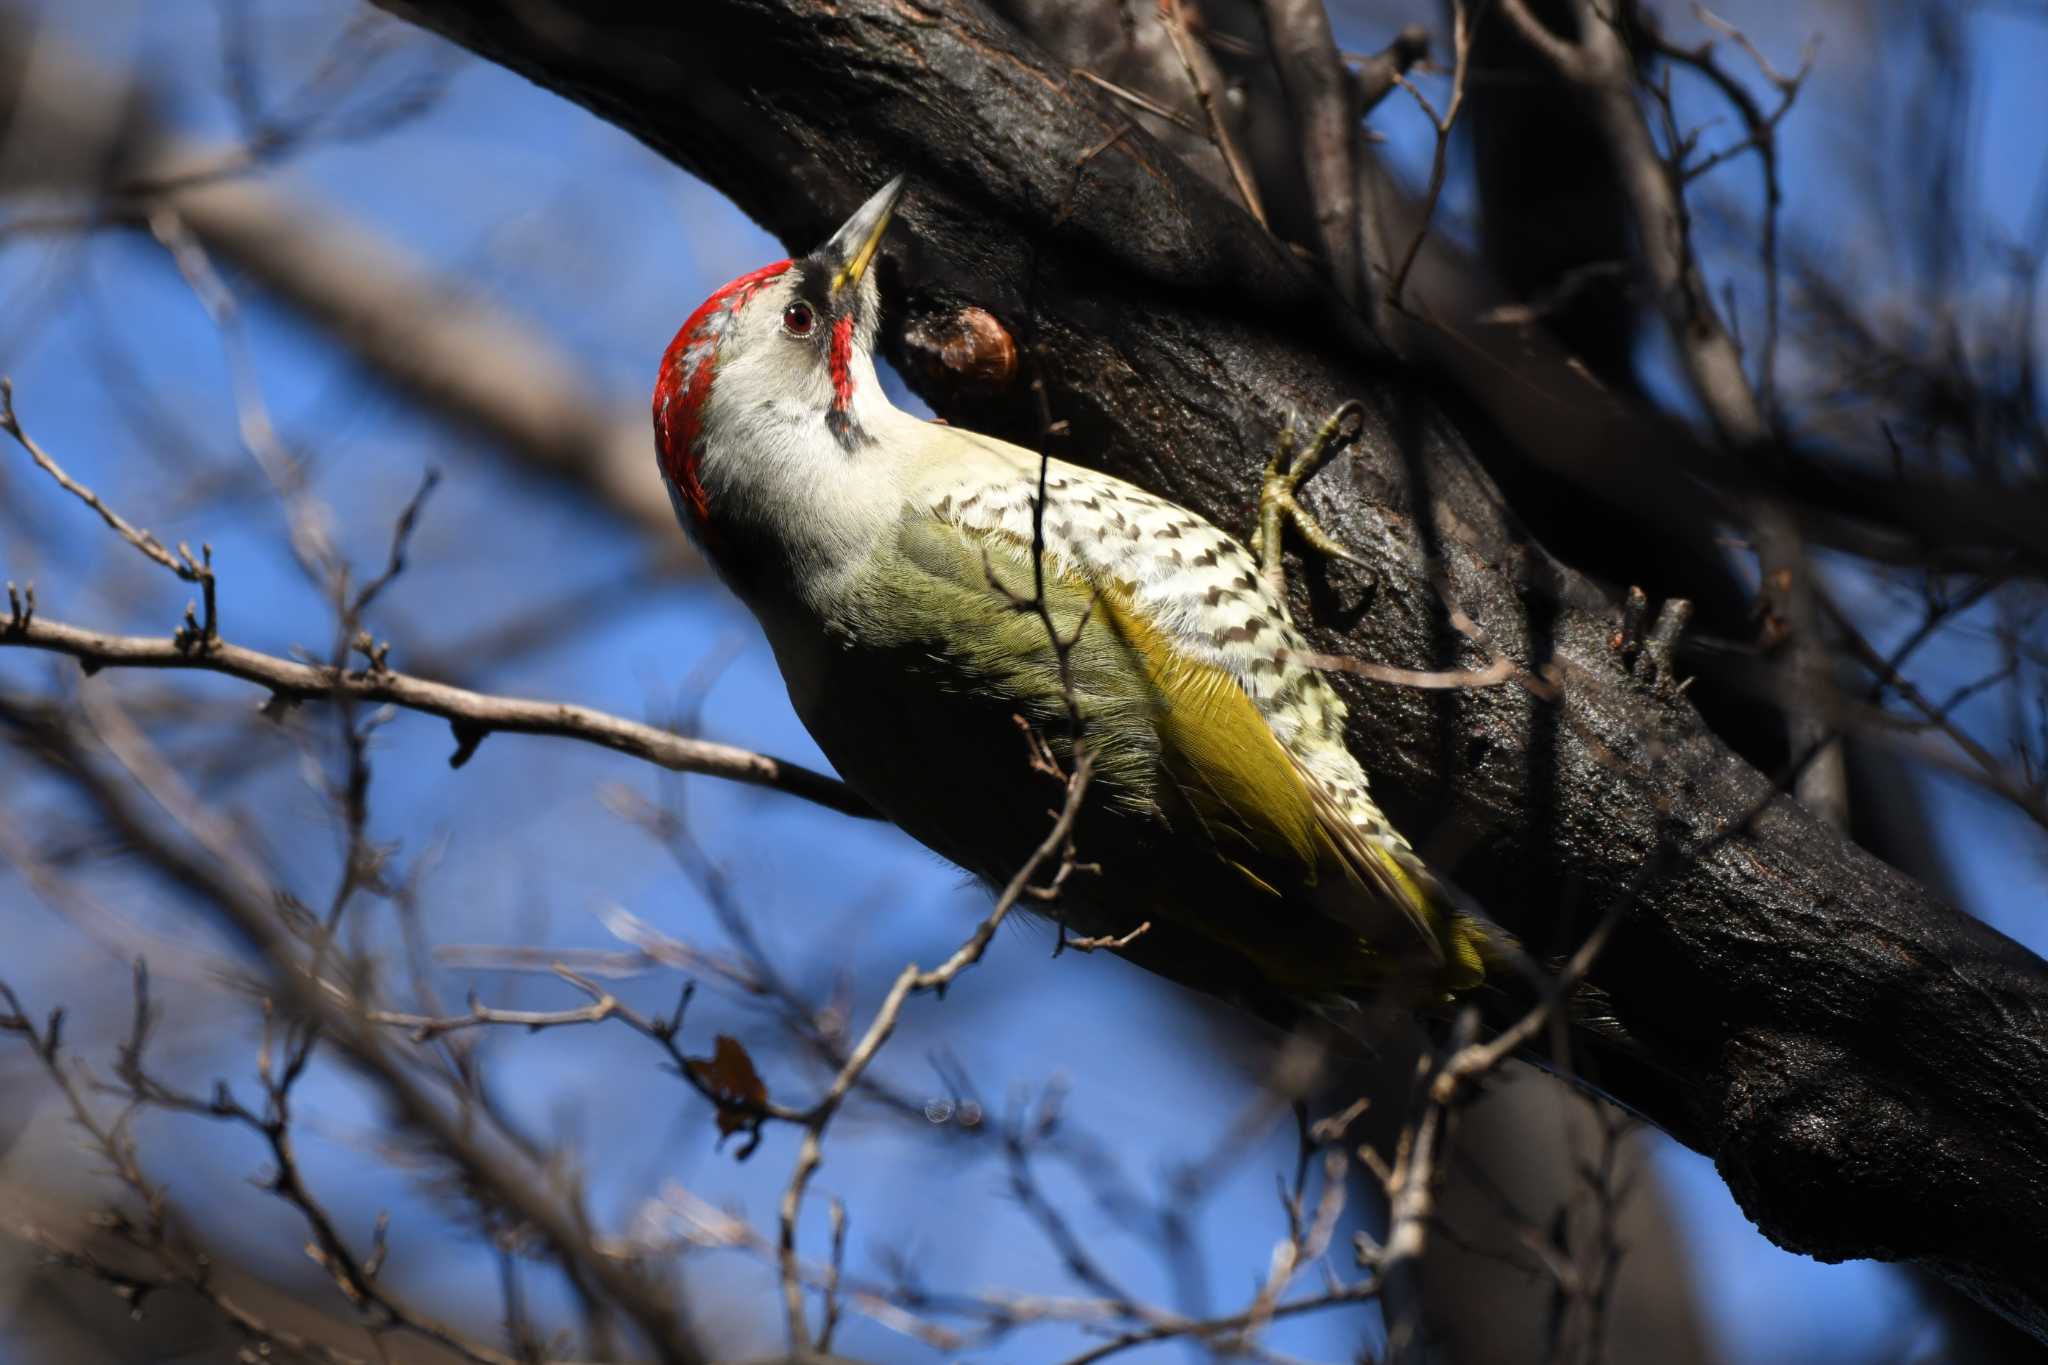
(1158, 0, 1268, 229)
(1386, 0, 1474, 310)
(1260, 0, 1359, 300)
(2, 613, 868, 815)
(1821, 593, 2048, 833)
(2, 966, 520, 1365)
(1494, 0, 1844, 830)
(352, 466, 443, 619)
(777, 746, 1096, 1351)
(1057, 920, 1153, 954)
(1075, 69, 1205, 136)
(0, 697, 711, 1363)
(1290, 650, 1516, 690)
(1, 380, 217, 641)
(1348, 24, 1430, 118)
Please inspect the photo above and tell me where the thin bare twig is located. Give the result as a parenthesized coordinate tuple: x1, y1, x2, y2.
(1497, 0, 1844, 829)
(150, 206, 342, 591)
(1349, 24, 1431, 119)
(777, 747, 1097, 1350)
(1057, 920, 1153, 953)
(1289, 650, 1516, 690)
(1821, 591, 2048, 832)
(1075, 69, 1205, 135)
(1386, 0, 1474, 310)
(1, 380, 217, 643)
(1158, 0, 1269, 228)
(1658, 6, 1816, 418)
(0, 696, 709, 1363)
(351, 465, 442, 618)
(105, 969, 522, 1365)
(1, 614, 870, 817)
(1, 966, 519, 1365)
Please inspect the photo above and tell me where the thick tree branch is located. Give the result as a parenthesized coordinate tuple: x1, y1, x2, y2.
(363, 0, 2048, 1338)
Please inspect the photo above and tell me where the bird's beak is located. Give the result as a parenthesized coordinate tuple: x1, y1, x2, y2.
(824, 175, 905, 296)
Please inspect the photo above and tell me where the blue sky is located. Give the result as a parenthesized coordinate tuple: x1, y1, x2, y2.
(2, 2, 2042, 1362)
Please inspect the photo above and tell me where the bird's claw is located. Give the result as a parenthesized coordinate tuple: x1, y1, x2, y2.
(1256, 400, 1369, 606)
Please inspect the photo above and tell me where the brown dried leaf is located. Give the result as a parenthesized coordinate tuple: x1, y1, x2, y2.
(688, 1033, 767, 1136)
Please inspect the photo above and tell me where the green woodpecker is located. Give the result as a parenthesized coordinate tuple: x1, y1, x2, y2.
(652, 177, 1493, 1024)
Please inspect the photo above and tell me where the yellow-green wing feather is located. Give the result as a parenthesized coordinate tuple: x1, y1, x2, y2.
(904, 515, 1450, 975)
(1127, 596, 1447, 969)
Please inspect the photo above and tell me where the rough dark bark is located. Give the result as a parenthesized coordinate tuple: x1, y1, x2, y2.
(372, 0, 2048, 1338)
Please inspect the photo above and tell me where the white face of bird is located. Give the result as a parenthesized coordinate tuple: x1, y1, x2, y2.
(653, 177, 909, 598)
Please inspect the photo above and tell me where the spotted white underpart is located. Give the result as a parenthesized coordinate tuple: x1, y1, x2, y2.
(904, 427, 1411, 853)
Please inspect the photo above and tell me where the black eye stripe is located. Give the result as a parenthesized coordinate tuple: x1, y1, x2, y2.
(789, 257, 839, 322)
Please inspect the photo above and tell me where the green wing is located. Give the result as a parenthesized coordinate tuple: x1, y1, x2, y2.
(871, 514, 1459, 983)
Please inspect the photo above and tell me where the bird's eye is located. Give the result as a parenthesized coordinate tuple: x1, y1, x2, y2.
(782, 302, 815, 337)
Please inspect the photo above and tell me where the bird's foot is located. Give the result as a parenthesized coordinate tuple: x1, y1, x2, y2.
(1256, 400, 1370, 606)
